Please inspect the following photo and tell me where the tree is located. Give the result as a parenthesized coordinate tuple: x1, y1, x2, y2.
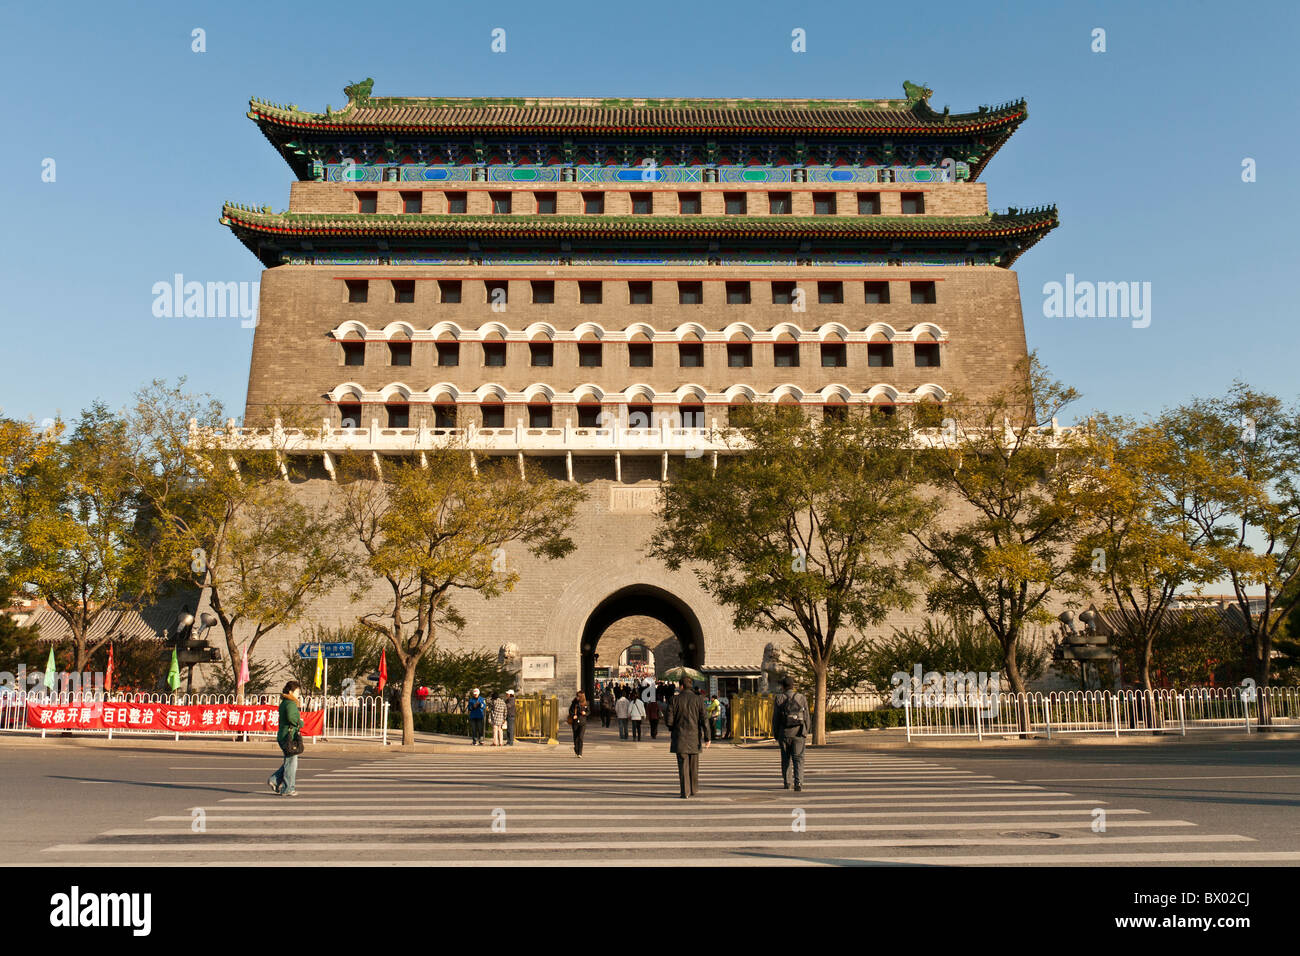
(911, 357, 1093, 696)
(338, 451, 582, 746)
(0, 406, 155, 672)
(1165, 385, 1300, 687)
(651, 406, 934, 745)
(282, 624, 386, 696)
(858, 615, 1048, 695)
(0, 577, 43, 679)
(1068, 415, 1227, 689)
(129, 381, 357, 702)
(416, 647, 519, 704)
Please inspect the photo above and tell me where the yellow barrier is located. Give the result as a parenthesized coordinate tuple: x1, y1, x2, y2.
(514, 694, 560, 744)
(729, 693, 774, 741)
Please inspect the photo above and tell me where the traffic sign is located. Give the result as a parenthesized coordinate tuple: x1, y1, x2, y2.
(296, 642, 355, 660)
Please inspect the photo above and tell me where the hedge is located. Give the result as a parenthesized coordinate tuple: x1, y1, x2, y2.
(388, 711, 470, 736)
(824, 709, 908, 731)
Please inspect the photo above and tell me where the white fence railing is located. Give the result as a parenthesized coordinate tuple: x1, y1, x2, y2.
(0, 690, 389, 742)
(901, 687, 1300, 740)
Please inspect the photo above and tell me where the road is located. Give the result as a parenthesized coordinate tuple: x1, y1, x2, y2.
(4, 727, 1300, 866)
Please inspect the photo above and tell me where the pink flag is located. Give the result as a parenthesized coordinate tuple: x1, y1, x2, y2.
(238, 648, 249, 687)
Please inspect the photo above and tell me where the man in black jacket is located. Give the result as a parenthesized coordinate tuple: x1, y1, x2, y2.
(666, 678, 710, 798)
(771, 676, 811, 791)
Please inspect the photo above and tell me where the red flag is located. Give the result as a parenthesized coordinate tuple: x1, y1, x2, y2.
(105, 644, 114, 693)
(377, 649, 387, 694)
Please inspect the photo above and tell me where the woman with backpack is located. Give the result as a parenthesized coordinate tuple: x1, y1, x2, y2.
(568, 692, 589, 757)
(267, 680, 304, 797)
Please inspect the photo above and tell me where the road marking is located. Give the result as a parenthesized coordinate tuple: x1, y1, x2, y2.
(145, 808, 1144, 823)
(1024, 773, 1300, 783)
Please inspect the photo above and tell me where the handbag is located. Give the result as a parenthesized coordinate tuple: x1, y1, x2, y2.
(281, 730, 304, 756)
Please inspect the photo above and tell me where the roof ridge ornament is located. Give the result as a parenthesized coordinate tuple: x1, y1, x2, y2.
(902, 81, 932, 106)
(344, 77, 374, 107)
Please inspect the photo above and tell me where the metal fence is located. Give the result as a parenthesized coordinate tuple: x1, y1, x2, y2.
(513, 694, 560, 743)
(0, 690, 389, 742)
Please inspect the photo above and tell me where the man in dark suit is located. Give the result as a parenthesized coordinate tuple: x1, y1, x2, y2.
(666, 678, 710, 798)
(771, 676, 811, 791)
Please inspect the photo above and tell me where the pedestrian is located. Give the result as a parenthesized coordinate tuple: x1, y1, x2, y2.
(718, 696, 729, 740)
(666, 677, 709, 798)
(267, 680, 304, 797)
(467, 688, 486, 745)
(646, 696, 661, 739)
(706, 694, 721, 742)
(489, 690, 507, 746)
(505, 689, 517, 745)
(568, 691, 589, 757)
(615, 688, 631, 740)
(628, 693, 646, 741)
(600, 687, 614, 728)
(772, 676, 811, 791)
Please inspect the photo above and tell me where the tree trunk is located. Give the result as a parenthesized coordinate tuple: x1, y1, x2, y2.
(1141, 633, 1155, 691)
(812, 658, 828, 747)
(400, 657, 419, 747)
(1003, 640, 1026, 696)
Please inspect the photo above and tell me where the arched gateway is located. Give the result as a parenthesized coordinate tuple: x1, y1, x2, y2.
(579, 585, 704, 700)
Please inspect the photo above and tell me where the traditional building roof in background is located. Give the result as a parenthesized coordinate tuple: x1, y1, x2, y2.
(18, 591, 203, 645)
(220, 205, 1058, 267)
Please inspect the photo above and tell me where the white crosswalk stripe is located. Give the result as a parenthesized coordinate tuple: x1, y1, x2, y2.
(41, 747, 1271, 865)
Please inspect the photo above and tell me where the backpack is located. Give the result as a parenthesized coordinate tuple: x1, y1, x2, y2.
(779, 694, 804, 735)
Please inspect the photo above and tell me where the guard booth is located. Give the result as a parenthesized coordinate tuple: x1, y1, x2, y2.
(513, 693, 560, 744)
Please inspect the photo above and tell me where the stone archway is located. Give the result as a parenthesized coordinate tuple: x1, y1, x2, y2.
(579, 584, 704, 700)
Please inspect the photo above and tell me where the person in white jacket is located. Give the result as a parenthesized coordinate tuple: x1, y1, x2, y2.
(628, 694, 647, 741)
(615, 690, 631, 740)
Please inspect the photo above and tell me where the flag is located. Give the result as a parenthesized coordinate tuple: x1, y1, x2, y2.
(167, 648, 180, 691)
(43, 646, 56, 693)
(377, 649, 387, 694)
(314, 642, 323, 689)
(105, 644, 114, 693)
(237, 647, 249, 688)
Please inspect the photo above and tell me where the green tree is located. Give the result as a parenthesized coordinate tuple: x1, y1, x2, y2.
(911, 357, 1092, 696)
(338, 451, 582, 746)
(129, 381, 357, 703)
(0, 578, 43, 680)
(859, 615, 1048, 694)
(282, 624, 386, 696)
(651, 406, 934, 745)
(414, 647, 517, 703)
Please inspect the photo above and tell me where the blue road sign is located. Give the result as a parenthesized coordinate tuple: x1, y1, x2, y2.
(296, 642, 355, 660)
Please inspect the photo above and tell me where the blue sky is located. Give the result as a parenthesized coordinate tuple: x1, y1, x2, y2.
(1, 0, 1297, 426)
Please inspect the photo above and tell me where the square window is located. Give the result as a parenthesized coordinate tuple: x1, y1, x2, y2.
(578, 405, 602, 428)
(677, 281, 703, 305)
(820, 343, 847, 368)
(357, 191, 377, 214)
(628, 343, 654, 368)
(857, 192, 881, 215)
(864, 281, 890, 304)
(868, 343, 894, 368)
(483, 342, 507, 367)
(627, 405, 653, 429)
(529, 342, 553, 367)
(345, 279, 368, 303)
(771, 281, 796, 305)
(631, 192, 653, 215)
(680, 405, 705, 428)
(528, 405, 552, 428)
(679, 192, 701, 215)
(439, 280, 461, 303)
(436, 342, 460, 367)
(769, 192, 792, 215)
(401, 192, 422, 214)
(578, 342, 603, 367)
(480, 404, 505, 428)
(485, 280, 508, 306)
(727, 343, 752, 368)
(535, 192, 556, 214)
(629, 281, 653, 305)
(725, 282, 750, 305)
(491, 192, 512, 214)
(342, 341, 365, 366)
(392, 280, 415, 303)
(901, 192, 925, 215)
(910, 281, 937, 305)
(914, 343, 941, 367)
(386, 404, 409, 428)
(679, 343, 703, 367)
(389, 341, 412, 366)
(583, 192, 604, 214)
(724, 193, 747, 215)
(813, 192, 837, 215)
(579, 281, 602, 304)
(338, 403, 361, 428)
(773, 343, 799, 368)
(818, 281, 844, 304)
(531, 280, 554, 304)
(434, 405, 456, 429)
(446, 192, 467, 214)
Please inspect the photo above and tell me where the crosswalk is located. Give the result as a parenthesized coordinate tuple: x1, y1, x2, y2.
(40, 744, 1292, 865)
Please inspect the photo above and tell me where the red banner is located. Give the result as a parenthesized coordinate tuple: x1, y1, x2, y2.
(25, 702, 324, 736)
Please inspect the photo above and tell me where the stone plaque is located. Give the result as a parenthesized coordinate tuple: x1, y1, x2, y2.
(521, 655, 555, 680)
(610, 486, 659, 513)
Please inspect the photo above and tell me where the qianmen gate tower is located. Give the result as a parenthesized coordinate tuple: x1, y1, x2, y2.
(221, 79, 1057, 697)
